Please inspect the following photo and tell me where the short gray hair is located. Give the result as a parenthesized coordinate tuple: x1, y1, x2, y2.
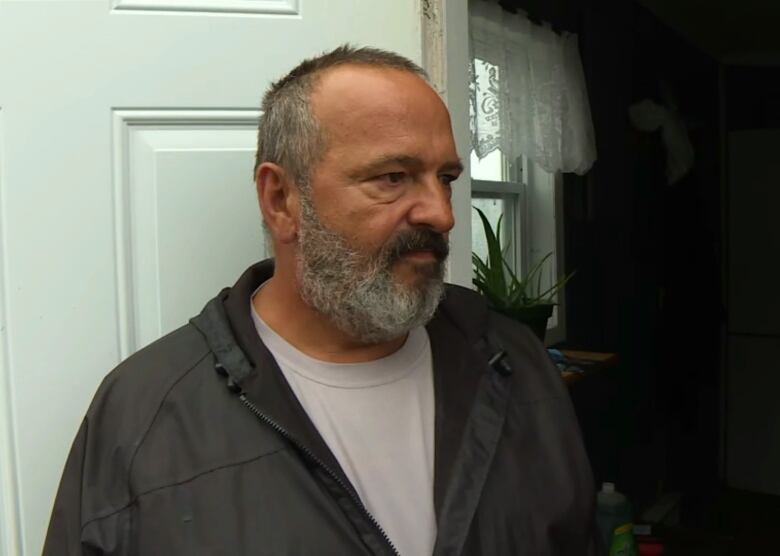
(254, 45, 427, 189)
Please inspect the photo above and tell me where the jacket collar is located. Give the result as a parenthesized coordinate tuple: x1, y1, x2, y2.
(191, 259, 496, 520)
(192, 260, 349, 489)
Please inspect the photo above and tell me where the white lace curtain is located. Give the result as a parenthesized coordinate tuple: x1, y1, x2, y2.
(469, 0, 597, 175)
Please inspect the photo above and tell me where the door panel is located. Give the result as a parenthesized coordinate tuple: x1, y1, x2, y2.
(727, 335, 780, 495)
(116, 110, 262, 353)
(726, 129, 780, 495)
(728, 129, 780, 336)
(0, 1, 422, 553)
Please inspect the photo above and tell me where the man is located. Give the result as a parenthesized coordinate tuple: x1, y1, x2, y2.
(44, 46, 597, 555)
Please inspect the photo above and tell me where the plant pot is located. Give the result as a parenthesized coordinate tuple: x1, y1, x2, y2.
(498, 304, 554, 343)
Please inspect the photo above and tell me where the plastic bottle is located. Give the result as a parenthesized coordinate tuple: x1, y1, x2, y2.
(596, 482, 634, 554)
(608, 523, 637, 556)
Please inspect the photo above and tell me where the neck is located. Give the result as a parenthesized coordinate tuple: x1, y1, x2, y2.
(252, 265, 406, 364)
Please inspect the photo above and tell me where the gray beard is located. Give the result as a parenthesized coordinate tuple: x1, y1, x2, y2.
(296, 193, 446, 344)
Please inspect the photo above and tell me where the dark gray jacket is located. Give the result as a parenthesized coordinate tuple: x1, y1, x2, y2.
(44, 260, 597, 555)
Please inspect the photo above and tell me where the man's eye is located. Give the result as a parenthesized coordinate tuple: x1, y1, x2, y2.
(440, 174, 458, 186)
(379, 172, 407, 185)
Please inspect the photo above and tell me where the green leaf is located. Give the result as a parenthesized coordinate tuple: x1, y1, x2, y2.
(473, 206, 507, 296)
(531, 270, 577, 303)
(471, 206, 575, 311)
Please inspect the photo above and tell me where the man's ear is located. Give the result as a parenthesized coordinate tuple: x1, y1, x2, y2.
(256, 162, 299, 244)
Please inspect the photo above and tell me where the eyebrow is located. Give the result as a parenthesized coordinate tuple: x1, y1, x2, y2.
(350, 155, 464, 179)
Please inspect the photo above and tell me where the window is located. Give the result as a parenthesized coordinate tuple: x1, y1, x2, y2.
(470, 149, 567, 345)
(468, 0, 596, 345)
(470, 61, 567, 345)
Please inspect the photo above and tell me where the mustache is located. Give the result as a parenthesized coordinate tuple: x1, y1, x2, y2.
(385, 228, 449, 263)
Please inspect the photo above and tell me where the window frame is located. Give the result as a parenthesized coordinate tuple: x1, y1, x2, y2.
(470, 157, 567, 346)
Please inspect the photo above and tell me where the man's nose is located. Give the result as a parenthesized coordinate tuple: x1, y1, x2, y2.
(407, 176, 455, 233)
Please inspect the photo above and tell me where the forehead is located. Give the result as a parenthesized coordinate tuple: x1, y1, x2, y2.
(309, 65, 455, 158)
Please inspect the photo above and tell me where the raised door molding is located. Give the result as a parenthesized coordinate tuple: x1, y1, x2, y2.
(111, 0, 299, 15)
(112, 109, 266, 357)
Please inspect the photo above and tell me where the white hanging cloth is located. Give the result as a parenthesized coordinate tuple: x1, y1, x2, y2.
(469, 0, 597, 175)
(629, 97, 695, 186)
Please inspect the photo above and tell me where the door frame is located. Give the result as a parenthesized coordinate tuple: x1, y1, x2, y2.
(0, 108, 22, 556)
(421, 0, 472, 288)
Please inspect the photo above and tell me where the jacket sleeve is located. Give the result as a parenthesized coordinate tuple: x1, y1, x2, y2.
(42, 419, 99, 556)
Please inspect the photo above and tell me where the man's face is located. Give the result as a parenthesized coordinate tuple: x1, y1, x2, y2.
(295, 65, 462, 343)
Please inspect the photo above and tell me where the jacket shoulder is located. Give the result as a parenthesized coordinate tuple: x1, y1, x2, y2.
(439, 283, 490, 339)
(89, 323, 211, 421)
(490, 310, 570, 402)
(79, 323, 211, 520)
(441, 284, 566, 402)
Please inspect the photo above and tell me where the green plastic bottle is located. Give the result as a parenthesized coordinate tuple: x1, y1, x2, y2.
(596, 482, 636, 555)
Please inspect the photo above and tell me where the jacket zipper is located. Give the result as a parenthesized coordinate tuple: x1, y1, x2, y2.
(238, 393, 401, 556)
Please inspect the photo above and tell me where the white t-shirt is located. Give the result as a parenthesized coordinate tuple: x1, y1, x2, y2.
(251, 299, 437, 556)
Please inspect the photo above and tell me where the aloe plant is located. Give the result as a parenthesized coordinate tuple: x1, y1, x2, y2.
(472, 206, 574, 313)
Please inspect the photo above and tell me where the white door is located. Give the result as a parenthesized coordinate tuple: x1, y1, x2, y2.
(0, 1, 423, 553)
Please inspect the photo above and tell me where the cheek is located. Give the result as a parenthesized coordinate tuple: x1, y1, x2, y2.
(316, 187, 414, 252)
(340, 219, 393, 254)
(357, 207, 413, 251)
(328, 201, 398, 237)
